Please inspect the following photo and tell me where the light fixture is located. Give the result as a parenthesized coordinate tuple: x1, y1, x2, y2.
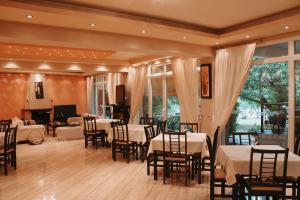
(27, 15, 33, 19)
(38, 64, 52, 70)
(141, 30, 146, 34)
(67, 64, 81, 71)
(284, 26, 289, 30)
(4, 62, 20, 69)
(245, 35, 250, 39)
(90, 23, 96, 27)
(216, 42, 220, 45)
(183, 36, 186, 40)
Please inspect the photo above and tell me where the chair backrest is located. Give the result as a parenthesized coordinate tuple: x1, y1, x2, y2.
(294, 136, 300, 156)
(144, 125, 156, 142)
(156, 120, 167, 136)
(4, 126, 18, 153)
(139, 117, 154, 125)
(232, 132, 259, 145)
(212, 126, 220, 160)
(249, 148, 289, 190)
(0, 119, 12, 132)
(111, 121, 129, 143)
(162, 131, 187, 158)
(83, 116, 97, 134)
(179, 122, 199, 133)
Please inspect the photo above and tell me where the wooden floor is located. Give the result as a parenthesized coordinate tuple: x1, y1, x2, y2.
(0, 138, 224, 200)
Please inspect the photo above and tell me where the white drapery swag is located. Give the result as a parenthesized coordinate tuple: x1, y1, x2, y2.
(172, 57, 200, 124)
(107, 73, 117, 105)
(212, 43, 256, 137)
(128, 65, 147, 123)
(86, 76, 96, 114)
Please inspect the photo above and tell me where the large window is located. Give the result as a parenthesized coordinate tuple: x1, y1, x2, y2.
(95, 76, 110, 118)
(227, 38, 300, 149)
(142, 61, 180, 130)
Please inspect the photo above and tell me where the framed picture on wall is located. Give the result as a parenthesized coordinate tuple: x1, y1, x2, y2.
(200, 64, 212, 98)
(35, 82, 44, 99)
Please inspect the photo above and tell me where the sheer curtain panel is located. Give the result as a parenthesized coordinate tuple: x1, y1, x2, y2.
(172, 57, 200, 124)
(212, 43, 256, 137)
(128, 65, 147, 123)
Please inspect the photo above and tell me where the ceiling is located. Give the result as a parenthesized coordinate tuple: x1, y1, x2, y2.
(0, 0, 300, 74)
(63, 0, 300, 29)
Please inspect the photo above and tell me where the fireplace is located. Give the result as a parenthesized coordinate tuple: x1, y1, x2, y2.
(30, 109, 51, 125)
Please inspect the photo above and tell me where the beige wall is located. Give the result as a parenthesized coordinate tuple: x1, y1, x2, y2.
(0, 72, 87, 120)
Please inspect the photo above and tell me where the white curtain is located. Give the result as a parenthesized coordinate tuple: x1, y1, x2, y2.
(172, 57, 200, 124)
(86, 76, 96, 114)
(128, 65, 147, 123)
(212, 43, 256, 136)
(107, 73, 117, 105)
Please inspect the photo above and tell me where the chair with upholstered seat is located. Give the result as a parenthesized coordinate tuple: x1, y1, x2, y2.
(179, 122, 199, 133)
(0, 126, 18, 175)
(83, 116, 107, 149)
(139, 116, 154, 125)
(0, 119, 12, 132)
(232, 131, 259, 145)
(237, 148, 289, 199)
(206, 128, 232, 199)
(111, 121, 138, 163)
(162, 131, 190, 186)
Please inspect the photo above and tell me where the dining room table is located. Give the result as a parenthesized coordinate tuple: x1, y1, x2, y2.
(147, 132, 207, 184)
(216, 145, 300, 198)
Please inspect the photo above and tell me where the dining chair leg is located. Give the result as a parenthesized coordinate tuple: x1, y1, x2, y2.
(197, 154, 202, 184)
(146, 157, 150, 175)
(154, 151, 158, 180)
(85, 136, 88, 148)
(126, 145, 130, 163)
(135, 144, 138, 160)
(112, 143, 116, 161)
(4, 155, 8, 176)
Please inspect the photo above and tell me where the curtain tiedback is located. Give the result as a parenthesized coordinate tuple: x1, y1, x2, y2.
(172, 57, 200, 124)
(128, 65, 147, 123)
(212, 43, 256, 137)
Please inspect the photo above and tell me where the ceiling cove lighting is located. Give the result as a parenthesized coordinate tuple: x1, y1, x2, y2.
(4, 62, 20, 69)
(284, 26, 289, 30)
(67, 64, 81, 71)
(38, 64, 52, 70)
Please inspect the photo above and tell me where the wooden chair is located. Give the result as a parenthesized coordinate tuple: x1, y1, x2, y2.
(237, 148, 289, 199)
(202, 127, 219, 171)
(141, 125, 156, 162)
(139, 116, 154, 125)
(207, 127, 232, 200)
(179, 122, 199, 133)
(0, 126, 18, 175)
(162, 131, 190, 186)
(232, 131, 259, 145)
(111, 121, 138, 163)
(83, 116, 107, 149)
(156, 120, 167, 136)
(0, 119, 12, 132)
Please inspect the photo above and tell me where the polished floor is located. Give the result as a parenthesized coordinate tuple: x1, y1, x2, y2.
(0, 137, 224, 200)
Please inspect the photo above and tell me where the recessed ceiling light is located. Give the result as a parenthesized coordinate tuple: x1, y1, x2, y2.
(90, 23, 96, 27)
(183, 36, 186, 40)
(245, 35, 250, 39)
(27, 15, 33, 19)
(216, 42, 220, 45)
(141, 30, 146, 34)
(284, 26, 289, 30)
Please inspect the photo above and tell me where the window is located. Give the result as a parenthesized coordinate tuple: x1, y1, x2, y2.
(94, 76, 110, 118)
(253, 42, 288, 60)
(295, 40, 300, 54)
(167, 76, 180, 131)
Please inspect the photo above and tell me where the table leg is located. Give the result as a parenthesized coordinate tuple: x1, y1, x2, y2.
(197, 153, 202, 184)
(154, 151, 157, 180)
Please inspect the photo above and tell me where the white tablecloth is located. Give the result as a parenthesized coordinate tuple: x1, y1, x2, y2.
(56, 126, 84, 141)
(147, 132, 207, 155)
(216, 145, 300, 185)
(0, 125, 45, 146)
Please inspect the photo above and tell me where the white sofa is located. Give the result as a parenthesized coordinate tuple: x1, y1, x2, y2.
(56, 126, 84, 141)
